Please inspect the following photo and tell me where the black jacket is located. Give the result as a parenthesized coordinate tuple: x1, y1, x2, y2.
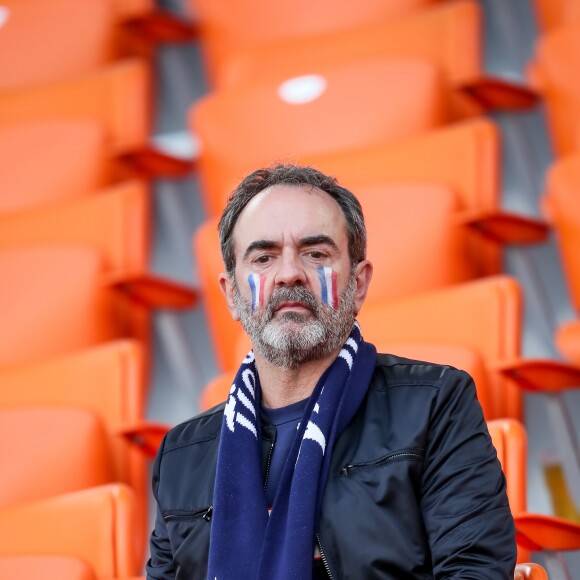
(146, 354, 516, 579)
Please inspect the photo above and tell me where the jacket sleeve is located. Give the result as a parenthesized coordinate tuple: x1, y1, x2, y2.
(146, 435, 177, 580)
(420, 369, 517, 578)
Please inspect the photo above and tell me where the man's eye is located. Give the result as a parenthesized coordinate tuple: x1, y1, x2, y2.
(308, 251, 325, 259)
(255, 255, 271, 264)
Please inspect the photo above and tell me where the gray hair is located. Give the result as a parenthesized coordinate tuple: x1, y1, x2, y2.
(218, 164, 367, 275)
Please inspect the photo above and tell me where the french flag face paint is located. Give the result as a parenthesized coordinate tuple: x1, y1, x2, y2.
(317, 266, 338, 310)
(248, 273, 265, 311)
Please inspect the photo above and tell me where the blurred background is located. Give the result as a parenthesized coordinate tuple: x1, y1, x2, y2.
(0, 0, 580, 577)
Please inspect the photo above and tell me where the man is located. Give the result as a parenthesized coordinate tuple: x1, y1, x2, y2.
(147, 164, 516, 579)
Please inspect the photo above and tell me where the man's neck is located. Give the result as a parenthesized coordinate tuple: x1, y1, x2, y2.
(255, 348, 342, 409)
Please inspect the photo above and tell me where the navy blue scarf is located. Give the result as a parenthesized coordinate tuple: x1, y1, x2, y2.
(207, 323, 377, 580)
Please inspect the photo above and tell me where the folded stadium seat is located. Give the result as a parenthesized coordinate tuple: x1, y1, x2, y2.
(0, 484, 139, 579)
(0, 120, 110, 214)
(487, 418, 529, 562)
(0, 180, 197, 356)
(200, 341, 493, 421)
(0, 0, 194, 91)
(358, 276, 523, 420)
(0, 340, 163, 565)
(488, 419, 580, 576)
(542, 152, 580, 364)
(191, 57, 455, 217)
(189, 0, 440, 86)
(514, 563, 548, 580)
(0, 555, 97, 580)
(527, 23, 580, 156)
(533, 0, 580, 31)
(0, 58, 191, 179)
(0, 244, 194, 368)
(0, 407, 114, 507)
(217, 0, 536, 115)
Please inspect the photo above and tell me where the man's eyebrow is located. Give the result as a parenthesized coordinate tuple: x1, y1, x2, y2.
(243, 239, 280, 261)
(300, 235, 339, 251)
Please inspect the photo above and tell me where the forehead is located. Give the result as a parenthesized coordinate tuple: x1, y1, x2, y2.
(233, 184, 348, 252)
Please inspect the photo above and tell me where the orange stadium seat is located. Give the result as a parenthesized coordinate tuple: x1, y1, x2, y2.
(527, 23, 580, 156)
(189, 0, 440, 85)
(0, 59, 190, 178)
(533, 0, 580, 31)
(543, 152, 580, 364)
(191, 57, 452, 217)
(0, 484, 139, 579)
(0, 245, 194, 368)
(0, 407, 113, 507)
(487, 419, 580, 576)
(0, 120, 109, 214)
(0, 0, 195, 91)
(0, 555, 97, 580)
(217, 0, 535, 115)
(0, 340, 156, 563)
(0, 180, 150, 273)
(358, 276, 523, 420)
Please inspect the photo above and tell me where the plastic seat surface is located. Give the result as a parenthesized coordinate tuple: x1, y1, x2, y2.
(191, 57, 450, 217)
(190, 0, 438, 85)
(0, 407, 113, 508)
(533, 0, 580, 30)
(0, 555, 97, 580)
(0, 58, 151, 156)
(528, 24, 580, 155)
(514, 562, 548, 580)
(0, 0, 119, 91)
(0, 245, 148, 367)
(0, 484, 138, 578)
(357, 276, 523, 420)
(218, 0, 481, 90)
(0, 180, 150, 273)
(0, 120, 109, 215)
(0, 341, 149, 559)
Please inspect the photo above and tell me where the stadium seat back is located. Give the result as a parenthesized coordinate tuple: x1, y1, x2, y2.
(0, 484, 138, 578)
(0, 59, 151, 156)
(190, 0, 439, 84)
(0, 407, 113, 508)
(0, 120, 109, 214)
(219, 0, 481, 90)
(0, 0, 117, 91)
(191, 57, 450, 216)
(0, 555, 97, 580)
(0, 180, 150, 274)
(357, 276, 523, 419)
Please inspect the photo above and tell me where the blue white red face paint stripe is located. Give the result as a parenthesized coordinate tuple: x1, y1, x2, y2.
(248, 273, 265, 311)
(317, 266, 338, 310)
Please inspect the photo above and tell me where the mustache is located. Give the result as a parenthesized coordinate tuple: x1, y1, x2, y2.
(265, 286, 319, 319)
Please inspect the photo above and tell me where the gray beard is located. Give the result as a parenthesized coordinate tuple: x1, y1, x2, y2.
(232, 274, 357, 369)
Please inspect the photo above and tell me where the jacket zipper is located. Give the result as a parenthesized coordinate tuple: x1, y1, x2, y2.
(163, 506, 213, 522)
(263, 440, 275, 491)
(340, 451, 423, 476)
(316, 534, 334, 579)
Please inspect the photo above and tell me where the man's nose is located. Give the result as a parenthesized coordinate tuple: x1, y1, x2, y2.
(274, 252, 307, 287)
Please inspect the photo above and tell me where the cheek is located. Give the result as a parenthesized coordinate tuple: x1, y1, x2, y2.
(247, 273, 266, 311)
(317, 266, 339, 310)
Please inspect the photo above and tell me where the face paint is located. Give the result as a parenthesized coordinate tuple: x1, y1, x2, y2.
(248, 273, 265, 311)
(317, 266, 338, 310)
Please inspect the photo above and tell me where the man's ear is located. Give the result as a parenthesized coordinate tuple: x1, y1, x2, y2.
(219, 272, 241, 321)
(353, 259, 373, 315)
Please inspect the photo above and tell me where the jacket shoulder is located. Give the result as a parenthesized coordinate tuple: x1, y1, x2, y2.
(162, 402, 225, 454)
(371, 352, 469, 389)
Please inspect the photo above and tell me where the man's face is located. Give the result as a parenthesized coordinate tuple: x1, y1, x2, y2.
(220, 184, 372, 368)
